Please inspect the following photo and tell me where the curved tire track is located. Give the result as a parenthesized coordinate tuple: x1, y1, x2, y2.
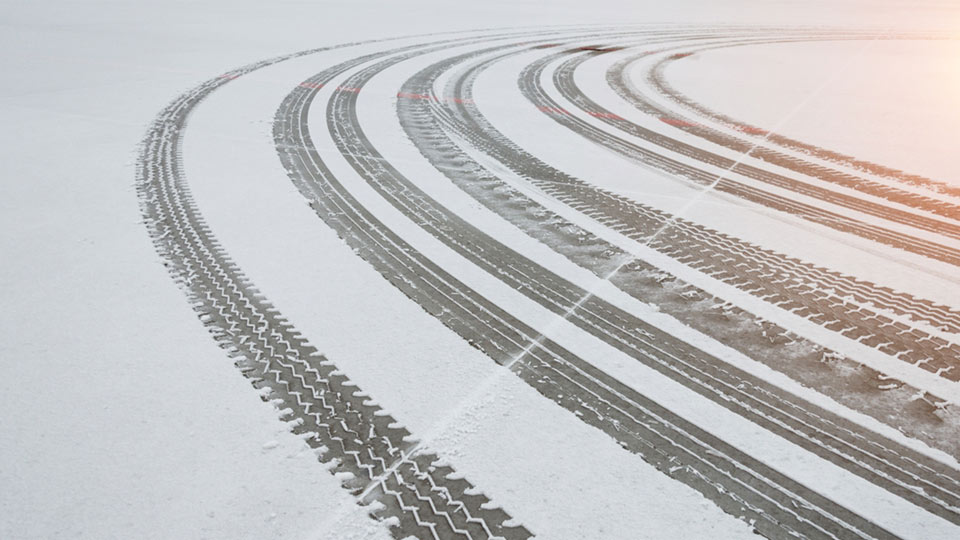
(539, 43, 960, 378)
(638, 39, 960, 206)
(276, 30, 905, 540)
(401, 30, 960, 462)
(275, 28, 960, 537)
(137, 37, 531, 540)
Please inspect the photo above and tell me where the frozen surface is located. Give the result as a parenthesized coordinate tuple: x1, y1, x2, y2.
(665, 39, 960, 186)
(3, 1, 960, 540)
(476, 44, 960, 308)
(179, 47, 757, 538)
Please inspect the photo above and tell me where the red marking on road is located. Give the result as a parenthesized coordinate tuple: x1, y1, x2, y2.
(671, 52, 693, 59)
(734, 125, 767, 135)
(218, 74, 239, 80)
(299, 82, 324, 89)
(538, 105, 571, 116)
(660, 117, 699, 127)
(587, 111, 623, 120)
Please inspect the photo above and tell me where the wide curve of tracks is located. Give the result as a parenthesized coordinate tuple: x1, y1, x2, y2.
(528, 41, 960, 373)
(433, 34, 960, 440)
(140, 26, 960, 540)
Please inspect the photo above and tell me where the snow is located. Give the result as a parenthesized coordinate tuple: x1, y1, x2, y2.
(664, 38, 960, 187)
(476, 42, 960, 308)
(577, 43, 960, 233)
(184, 30, 956, 538)
(4, 1, 960, 539)
(0, 102, 382, 539)
(180, 45, 757, 538)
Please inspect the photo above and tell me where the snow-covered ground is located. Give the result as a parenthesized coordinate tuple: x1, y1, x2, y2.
(3, 2, 960, 540)
(665, 38, 960, 186)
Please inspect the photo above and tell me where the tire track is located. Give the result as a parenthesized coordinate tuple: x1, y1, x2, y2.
(137, 36, 531, 540)
(607, 35, 960, 225)
(520, 44, 960, 269)
(514, 41, 960, 380)
(277, 30, 960, 534)
(398, 33, 960, 462)
(371, 32, 960, 521)
(275, 30, 910, 540)
(540, 45, 960, 378)
(638, 39, 960, 206)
